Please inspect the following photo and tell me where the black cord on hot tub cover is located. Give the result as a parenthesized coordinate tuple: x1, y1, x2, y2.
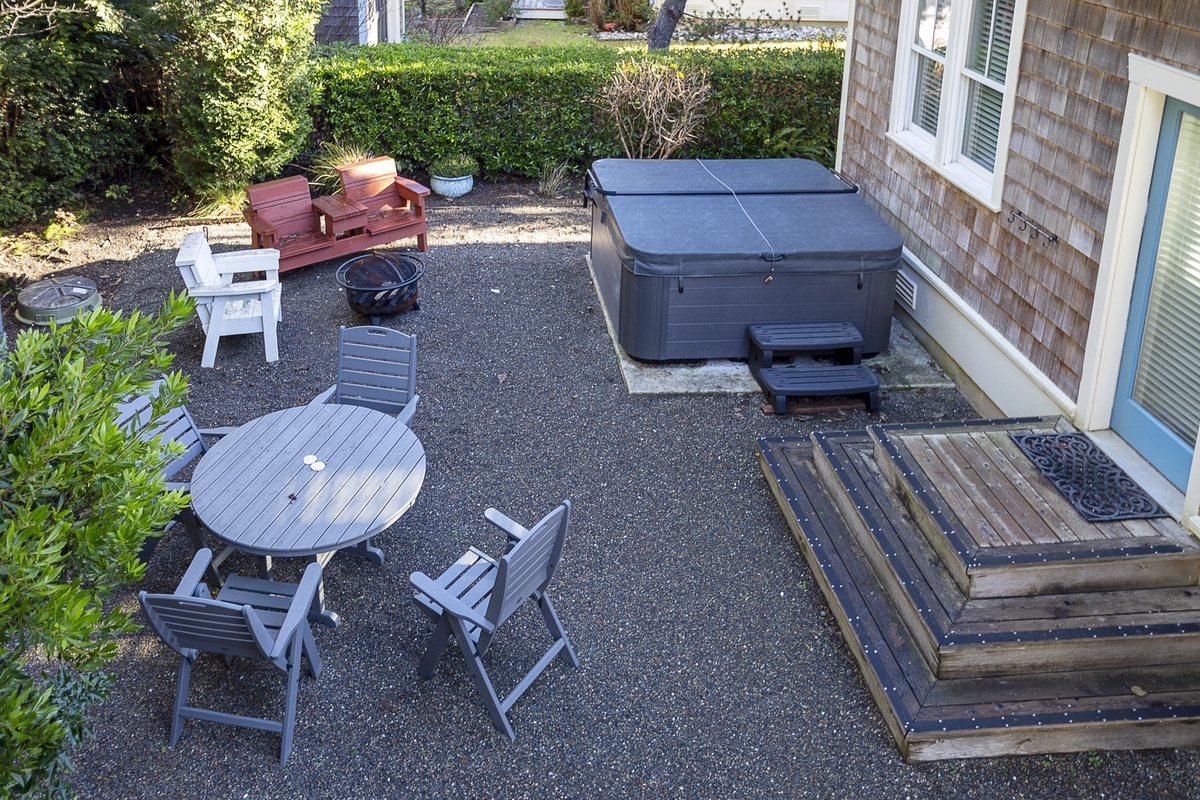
(694, 159, 780, 281)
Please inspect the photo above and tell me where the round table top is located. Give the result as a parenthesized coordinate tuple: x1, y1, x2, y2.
(190, 404, 426, 558)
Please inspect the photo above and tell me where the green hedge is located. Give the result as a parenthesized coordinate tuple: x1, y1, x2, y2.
(311, 43, 844, 177)
(0, 14, 148, 225)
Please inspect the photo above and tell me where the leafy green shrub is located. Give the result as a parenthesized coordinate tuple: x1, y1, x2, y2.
(681, 45, 844, 165)
(429, 152, 479, 177)
(585, 0, 652, 30)
(311, 43, 843, 176)
(153, 0, 324, 208)
(0, 11, 151, 225)
(563, 0, 588, 18)
(308, 140, 375, 195)
(0, 295, 194, 798)
(313, 44, 622, 178)
(482, 0, 514, 24)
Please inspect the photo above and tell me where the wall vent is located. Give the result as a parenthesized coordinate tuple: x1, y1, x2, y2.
(895, 269, 918, 310)
(797, 5, 821, 16)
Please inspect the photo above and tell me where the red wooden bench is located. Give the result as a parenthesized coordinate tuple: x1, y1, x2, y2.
(336, 156, 429, 253)
(242, 159, 429, 273)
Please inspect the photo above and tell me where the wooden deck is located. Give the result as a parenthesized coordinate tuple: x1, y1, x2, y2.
(759, 417, 1200, 761)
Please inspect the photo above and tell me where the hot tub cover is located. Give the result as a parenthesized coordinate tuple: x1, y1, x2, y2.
(587, 157, 858, 196)
(604, 192, 903, 277)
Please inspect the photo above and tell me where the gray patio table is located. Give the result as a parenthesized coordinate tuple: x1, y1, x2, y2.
(189, 403, 426, 626)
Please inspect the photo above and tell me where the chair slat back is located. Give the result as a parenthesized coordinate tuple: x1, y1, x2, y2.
(139, 594, 274, 662)
(116, 380, 208, 480)
(335, 326, 417, 414)
(115, 391, 156, 434)
(488, 502, 570, 627)
(338, 156, 403, 212)
(176, 231, 222, 288)
(244, 175, 316, 238)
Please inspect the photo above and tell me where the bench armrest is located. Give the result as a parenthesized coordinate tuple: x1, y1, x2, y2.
(394, 176, 430, 205)
(242, 210, 280, 244)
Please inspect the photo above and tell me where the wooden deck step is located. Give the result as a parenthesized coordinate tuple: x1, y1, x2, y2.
(811, 429, 1200, 678)
(759, 434, 1200, 761)
(868, 419, 1200, 597)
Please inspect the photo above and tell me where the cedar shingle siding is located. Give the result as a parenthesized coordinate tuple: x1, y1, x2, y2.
(317, 0, 360, 44)
(840, 0, 1200, 400)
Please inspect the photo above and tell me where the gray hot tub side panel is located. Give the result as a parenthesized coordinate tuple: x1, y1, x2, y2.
(616, 265, 899, 360)
(590, 192, 902, 361)
(587, 158, 857, 196)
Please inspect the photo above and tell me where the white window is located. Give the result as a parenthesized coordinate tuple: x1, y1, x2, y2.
(890, 0, 1025, 209)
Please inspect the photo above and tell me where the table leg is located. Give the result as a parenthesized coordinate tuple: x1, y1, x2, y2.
(308, 552, 341, 628)
(344, 537, 385, 565)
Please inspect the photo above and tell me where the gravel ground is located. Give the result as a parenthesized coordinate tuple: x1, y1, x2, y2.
(6, 180, 1200, 798)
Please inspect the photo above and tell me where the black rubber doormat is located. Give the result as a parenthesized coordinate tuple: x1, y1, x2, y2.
(1010, 432, 1168, 522)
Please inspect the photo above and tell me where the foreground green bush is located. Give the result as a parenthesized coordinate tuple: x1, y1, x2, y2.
(311, 42, 844, 177)
(0, 297, 193, 797)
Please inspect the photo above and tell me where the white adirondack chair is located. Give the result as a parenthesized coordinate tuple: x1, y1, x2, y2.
(175, 231, 282, 368)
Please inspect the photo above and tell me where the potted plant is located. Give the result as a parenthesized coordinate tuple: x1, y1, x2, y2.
(429, 153, 478, 199)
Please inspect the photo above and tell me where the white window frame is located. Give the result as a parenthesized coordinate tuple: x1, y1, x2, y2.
(888, 0, 1028, 211)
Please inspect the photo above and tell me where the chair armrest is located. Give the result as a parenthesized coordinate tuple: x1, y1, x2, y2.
(269, 561, 323, 661)
(395, 394, 419, 428)
(243, 211, 280, 239)
(212, 247, 280, 276)
(187, 279, 279, 298)
(394, 177, 431, 205)
(485, 507, 530, 543)
(410, 571, 496, 633)
(308, 384, 336, 407)
(174, 548, 215, 596)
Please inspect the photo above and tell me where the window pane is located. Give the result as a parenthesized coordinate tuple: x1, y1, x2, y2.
(968, 0, 1015, 82)
(912, 54, 944, 135)
(915, 0, 952, 55)
(961, 78, 1003, 169)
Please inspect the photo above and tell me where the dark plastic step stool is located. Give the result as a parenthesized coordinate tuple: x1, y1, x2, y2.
(747, 322, 864, 379)
(757, 363, 880, 414)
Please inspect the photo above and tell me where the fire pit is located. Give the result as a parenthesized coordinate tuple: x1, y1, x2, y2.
(335, 252, 424, 323)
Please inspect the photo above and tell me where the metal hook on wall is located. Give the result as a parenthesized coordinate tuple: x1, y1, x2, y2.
(1008, 209, 1058, 247)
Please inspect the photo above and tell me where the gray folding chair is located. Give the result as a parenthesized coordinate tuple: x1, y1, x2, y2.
(116, 380, 228, 585)
(138, 548, 323, 766)
(309, 325, 419, 426)
(410, 501, 579, 739)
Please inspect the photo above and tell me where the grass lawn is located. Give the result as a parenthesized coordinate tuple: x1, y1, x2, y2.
(475, 19, 630, 47)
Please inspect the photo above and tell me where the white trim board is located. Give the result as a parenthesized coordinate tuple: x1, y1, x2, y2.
(898, 248, 1075, 418)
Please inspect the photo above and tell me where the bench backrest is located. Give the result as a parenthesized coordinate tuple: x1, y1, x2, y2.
(244, 175, 316, 238)
(338, 156, 405, 213)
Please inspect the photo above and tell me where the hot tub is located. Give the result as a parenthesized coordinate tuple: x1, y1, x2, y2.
(586, 158, 903, 361)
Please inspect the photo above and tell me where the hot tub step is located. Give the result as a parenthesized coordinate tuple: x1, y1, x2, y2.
(757, 364, 879, 414)
(747, 321, 864, 379)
